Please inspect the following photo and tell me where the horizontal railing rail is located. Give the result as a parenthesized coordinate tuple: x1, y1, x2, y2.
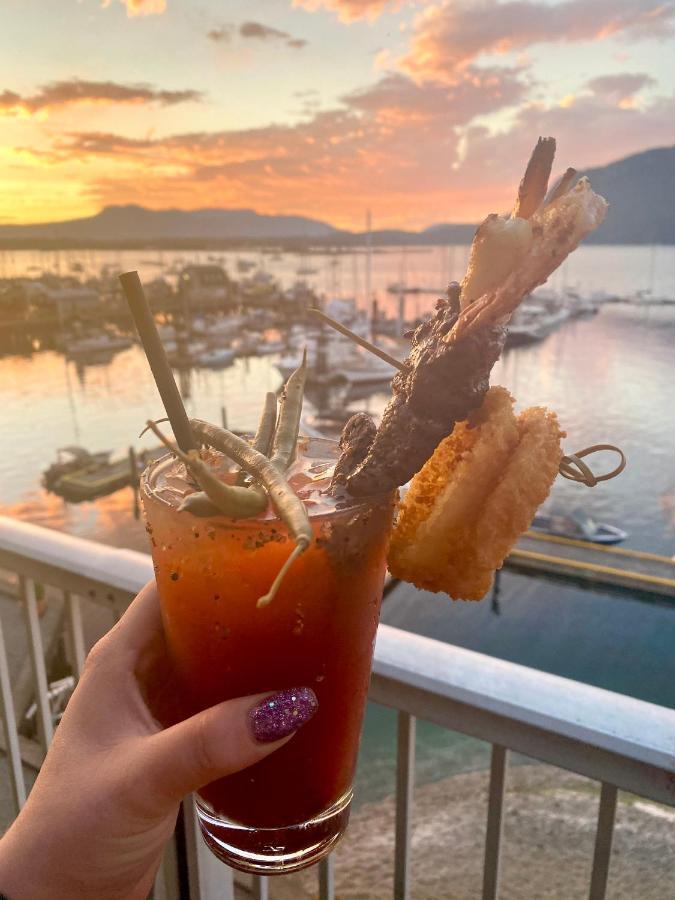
(1, 515, 674, 900)
(371, 625, 675, 806)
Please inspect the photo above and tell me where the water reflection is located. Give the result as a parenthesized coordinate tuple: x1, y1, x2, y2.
(0, 487, 148, 551)
(1, 249, 674, 560)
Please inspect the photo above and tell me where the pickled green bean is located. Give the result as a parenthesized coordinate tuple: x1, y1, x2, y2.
(269, 350, 306, 472)
(235, 392, 277, 487)
(146, 421, 267, 519)
(177, 492, 221, 517)
(189, 417, 312, 550)
(188, 416, 313, 607)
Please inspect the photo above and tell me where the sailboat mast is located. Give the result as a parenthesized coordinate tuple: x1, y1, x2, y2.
(365, 209, 372, 308)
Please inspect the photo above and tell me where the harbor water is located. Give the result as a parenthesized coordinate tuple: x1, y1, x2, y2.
(1, 243, 674, 806)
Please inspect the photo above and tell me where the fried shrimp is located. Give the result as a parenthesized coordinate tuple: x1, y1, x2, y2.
(388, 387, 564, 600)
(343, 161, 606, 498)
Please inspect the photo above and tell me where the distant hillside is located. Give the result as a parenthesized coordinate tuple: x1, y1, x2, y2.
(581, 145, 675, 244)
(1, 144, 673, 246)
(0, 204, 338, 242)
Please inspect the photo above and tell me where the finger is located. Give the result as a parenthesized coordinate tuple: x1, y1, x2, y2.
(136, 687, 318, 813)
(93, 581, 163, 671)
(111, 580, 164, 652)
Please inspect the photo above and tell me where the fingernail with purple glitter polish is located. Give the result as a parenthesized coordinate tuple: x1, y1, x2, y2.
(249, 687, 318, 744)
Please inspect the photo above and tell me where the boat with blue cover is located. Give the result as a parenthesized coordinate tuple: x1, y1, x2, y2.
(530, 509, 628, 544)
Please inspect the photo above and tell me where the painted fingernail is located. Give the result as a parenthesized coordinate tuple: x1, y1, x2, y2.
(249, 687, 318, 744)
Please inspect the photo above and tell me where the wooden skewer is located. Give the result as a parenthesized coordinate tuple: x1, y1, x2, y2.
(308, 308, 407, 372)
(559, 444, 626, 486)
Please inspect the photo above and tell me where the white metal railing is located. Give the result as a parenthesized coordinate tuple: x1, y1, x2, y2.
(1, 515, 674, 900)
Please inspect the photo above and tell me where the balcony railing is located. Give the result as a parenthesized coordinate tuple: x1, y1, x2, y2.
(1, 515, 674, 900)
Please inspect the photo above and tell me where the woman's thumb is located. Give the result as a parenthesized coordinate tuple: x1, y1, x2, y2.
(138, 687, 318, 812)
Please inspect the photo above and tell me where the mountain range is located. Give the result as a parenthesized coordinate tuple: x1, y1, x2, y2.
(1, 144, 673, 247)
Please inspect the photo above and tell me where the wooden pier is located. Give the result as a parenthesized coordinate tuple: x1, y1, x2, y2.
(505, 532, 675, 600)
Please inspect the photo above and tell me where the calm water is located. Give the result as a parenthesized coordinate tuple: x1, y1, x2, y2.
(2, 244, 675, 554)
(2, 242, 675, 299)
(2, 244, 674, 803)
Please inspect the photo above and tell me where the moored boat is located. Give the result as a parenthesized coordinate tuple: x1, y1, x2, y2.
(58, 331, 132, 357)
(200, 348, 236, 368)
(530, 509, 628, 544)
(43, 446, 165, 502)
(506, 295, 571, 347)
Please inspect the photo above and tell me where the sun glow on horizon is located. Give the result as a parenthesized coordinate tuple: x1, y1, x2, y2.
(1, 0, 674, 230)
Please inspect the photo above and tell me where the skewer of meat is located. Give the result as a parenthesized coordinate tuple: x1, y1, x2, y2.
(341, 138, 607, 497)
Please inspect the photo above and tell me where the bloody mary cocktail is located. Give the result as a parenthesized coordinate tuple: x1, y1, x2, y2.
(141, 437, 394, 873)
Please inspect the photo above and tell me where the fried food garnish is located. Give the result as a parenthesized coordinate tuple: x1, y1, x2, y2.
(388, 387, 564, 600)
(454, 177, 608, 340)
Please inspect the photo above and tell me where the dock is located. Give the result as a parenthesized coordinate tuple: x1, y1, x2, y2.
(505, 532, 675, 600)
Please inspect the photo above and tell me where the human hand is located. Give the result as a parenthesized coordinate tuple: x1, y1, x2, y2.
(0, 581, 317, 900)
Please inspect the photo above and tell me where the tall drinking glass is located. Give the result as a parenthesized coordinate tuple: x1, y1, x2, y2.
(141, 437, 394, 874)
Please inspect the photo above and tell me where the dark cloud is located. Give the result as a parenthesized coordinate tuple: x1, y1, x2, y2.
(240, 21, 288, 41)
(586, 72, 655, 100)
(0, 79, 202, 115)
(208, 21, 307, 48)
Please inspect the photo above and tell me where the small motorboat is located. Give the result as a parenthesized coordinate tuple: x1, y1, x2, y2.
(59, 331, 132, 357)
(233, 334, 284, 357)
(530, 509, 628, 544)
(198, 347, 236, 369)
(167, 340, 208, 366)
(43, 446, 110, 492)
(505, 298, 570, 347)
(43, 446, 164, 502)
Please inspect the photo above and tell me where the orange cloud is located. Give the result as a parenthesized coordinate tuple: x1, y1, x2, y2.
(0, 79, 201, 117)
(5, 68, 529, 226)
(105, 0, 167, 16)
(6, 64, 675, 229)
(402, 0, 675, 80)
(293, 0, 403, 22)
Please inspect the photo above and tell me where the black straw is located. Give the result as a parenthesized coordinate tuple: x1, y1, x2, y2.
(119, 270, 196, 452)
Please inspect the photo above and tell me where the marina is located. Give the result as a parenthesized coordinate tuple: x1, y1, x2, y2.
(1, 242, 675, 716)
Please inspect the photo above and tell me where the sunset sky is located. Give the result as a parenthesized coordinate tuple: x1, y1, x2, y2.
(2, 0, 675, 229)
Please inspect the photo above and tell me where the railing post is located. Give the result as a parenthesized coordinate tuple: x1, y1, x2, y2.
(0, 617, 27, 813)
(319, 854, 335, 900)
(183, 796, 235, 899)
(394, 710, 416, 900)
(252, 874, 269, 900)
(20, 576, 53, 752)
(64, 591, 86, 679)
(482, 744, 508, 900)
(153, 838, 180, 900)
(589, 782, 618, 900)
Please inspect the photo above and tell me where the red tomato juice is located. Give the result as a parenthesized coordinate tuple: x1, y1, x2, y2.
(141, 439, 394, 830)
